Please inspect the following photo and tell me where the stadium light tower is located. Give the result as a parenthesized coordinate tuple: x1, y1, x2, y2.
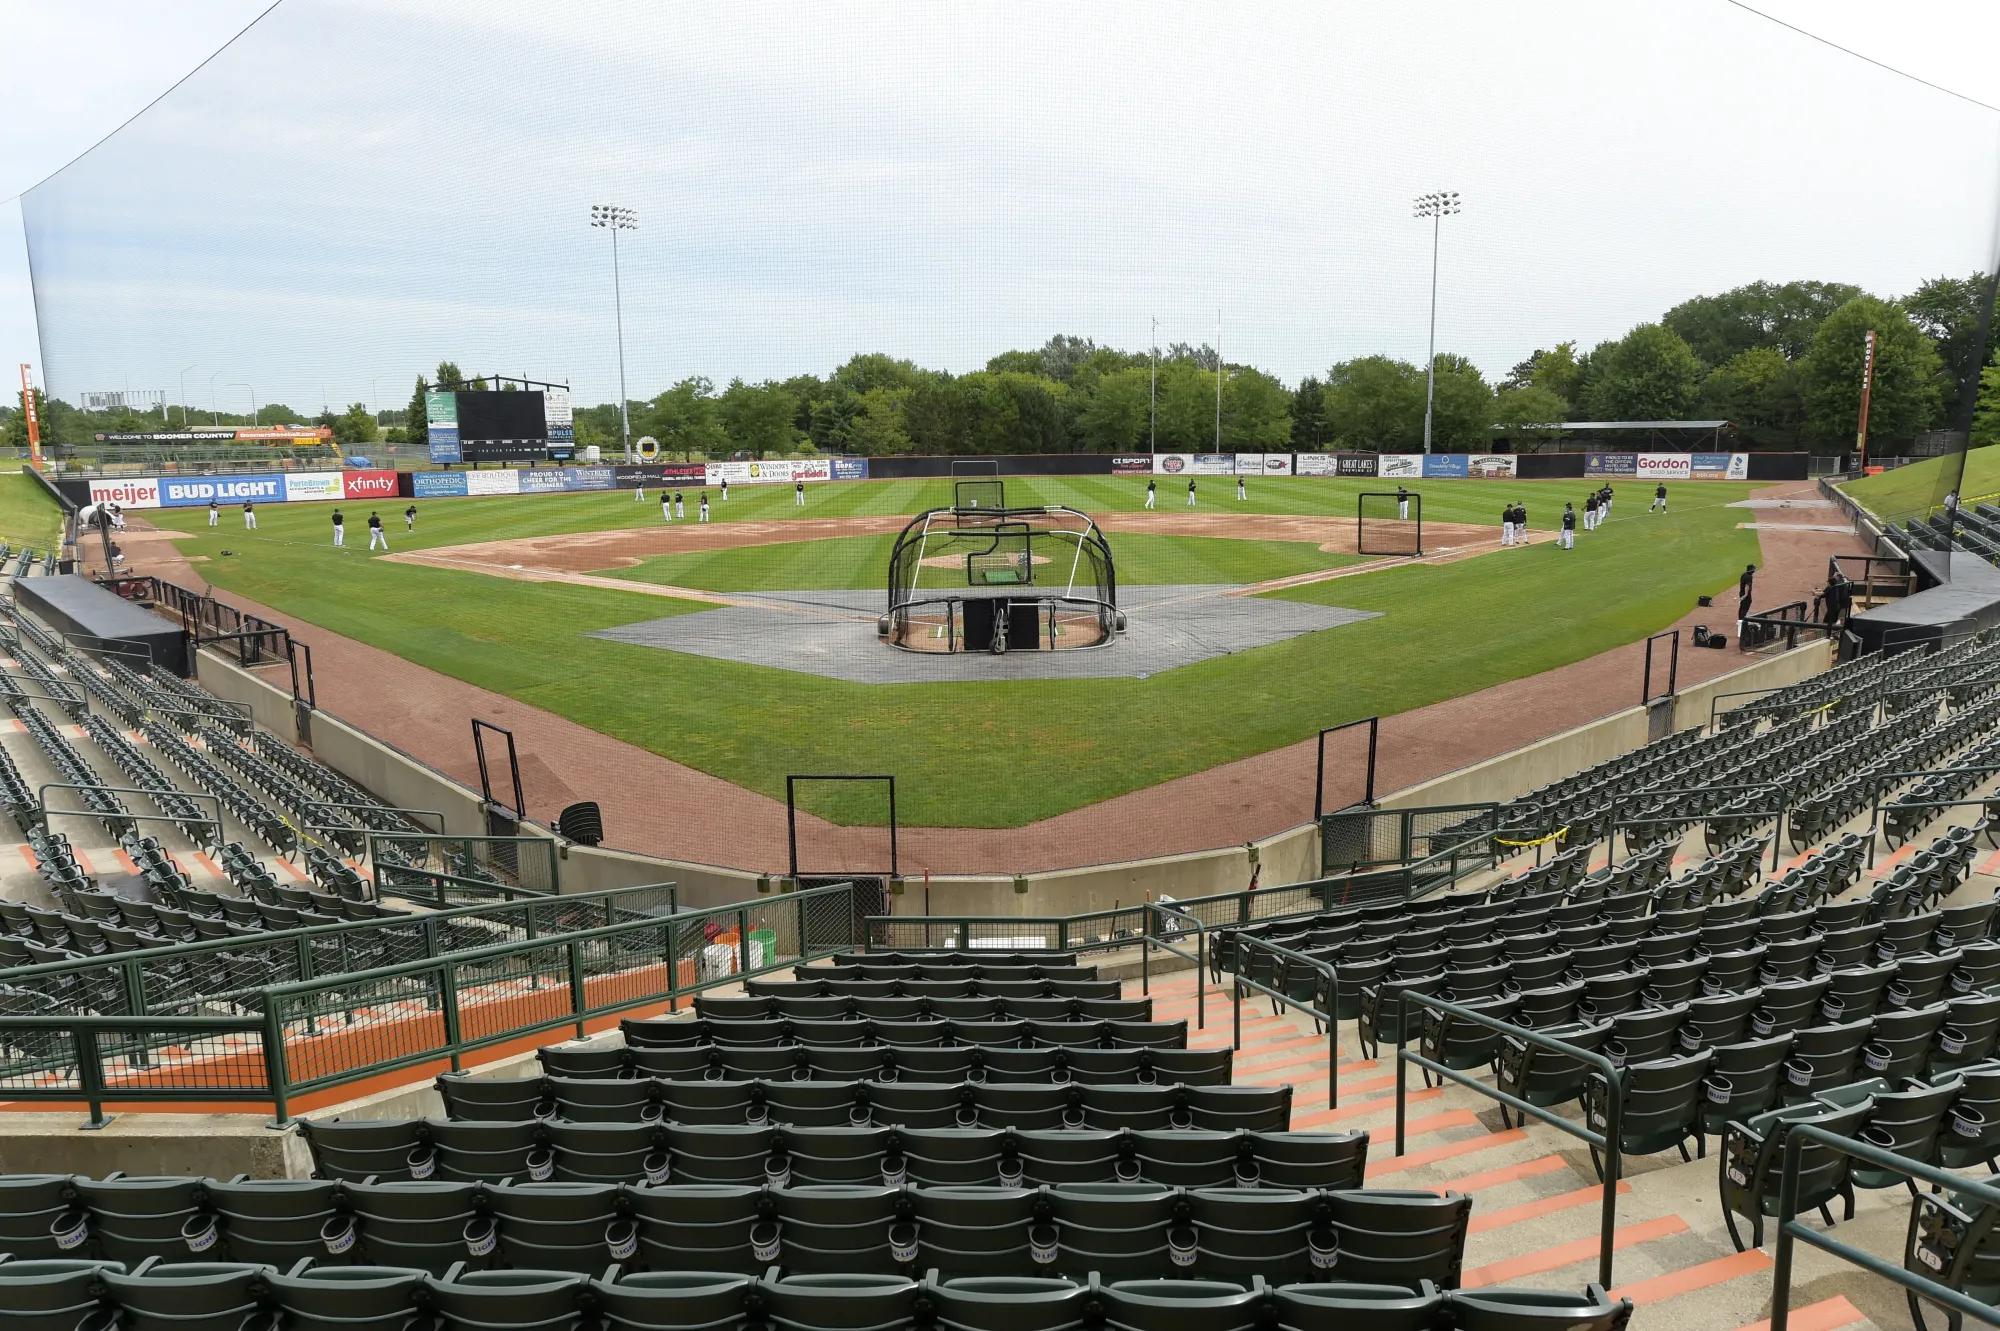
(590, 204, 638, 461)
(1412, 190, 1462, 453)
(179, 365, 197, 427)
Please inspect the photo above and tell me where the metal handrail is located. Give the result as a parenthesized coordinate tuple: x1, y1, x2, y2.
(1393, 989, 1624, 1287)
(1141, 901, 1209, 1031)
(0, 1013, 272, 1128)
(1607, 780, 1787, 872)
(1770, 1125, 2000, 1331)
(1228, 934, 1337, 1110)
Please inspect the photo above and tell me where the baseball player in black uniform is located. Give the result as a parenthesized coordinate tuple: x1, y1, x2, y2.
(1651, 483, 1667, 513)
(1560, 503, 1575, 549)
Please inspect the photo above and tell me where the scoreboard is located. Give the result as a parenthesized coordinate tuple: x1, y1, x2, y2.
(428, 383, 573, 463)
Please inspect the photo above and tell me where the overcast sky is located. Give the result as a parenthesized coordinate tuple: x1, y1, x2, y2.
(3, 0, 1998, 416)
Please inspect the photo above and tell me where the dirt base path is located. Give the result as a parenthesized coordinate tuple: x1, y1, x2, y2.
(114, 482, 1863, 876)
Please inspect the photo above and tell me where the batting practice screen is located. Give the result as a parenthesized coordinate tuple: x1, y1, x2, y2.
(1358, 491, 1423, 556)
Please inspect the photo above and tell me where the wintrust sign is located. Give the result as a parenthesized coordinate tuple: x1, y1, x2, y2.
(88, 477, 162, 510)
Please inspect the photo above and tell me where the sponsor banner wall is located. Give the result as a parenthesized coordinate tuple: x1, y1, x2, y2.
(341, 469, 399, 500)
(160, 474, 286, 508)
(1189, 453, 1237, 476)
(790, 458, 832, 482)
(707, 459, 811, 486)
(413, 472, 470, 498)
(1111, 455, 1152, 474)
(1378, 454, 1424, 480)
(832, 457, 870, 480)
(543, 387, 574, 443)
(1232, 453, 1265, 477)
(1152, 453, 1193, 475)
(1636, 454, 1692, 481)
(284, 472, 344, 502)
(1690, 452, 1751, 481)
(1336, 453, 1380, 477)
(614, 466, 665, 487)
(1468, 454, 1517, 478)
(519, 468, 574, 494)
(1584, 453, 1639, 477)
(464, 469, 521, 496)
(88, 477, 162, 510)
(1421, 454, 1469, 478)
(1263, 454, 1293, 475)
(1293, 453, 1337, 476)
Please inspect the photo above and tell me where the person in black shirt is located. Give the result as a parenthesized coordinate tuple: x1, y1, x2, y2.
(1501, 503, 1516, 547)
(1397, 485, 1410, 520)
(330, 508, 344, 547)
(1738, 563, 1756, 635)
(368, 512, 387, 551)
(1651, 483, 1667, 513)
(405, 504, 417, 530)
(1583, 491, 1599, 532)
(1560, 503, 1576, 549)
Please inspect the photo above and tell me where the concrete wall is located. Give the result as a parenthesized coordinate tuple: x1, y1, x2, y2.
(193, 650, 301, 738)
(1382, 640, 1835, 813)
(0, 1113, 310, 1179)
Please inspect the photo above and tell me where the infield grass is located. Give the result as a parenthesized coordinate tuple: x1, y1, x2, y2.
(147, 475, 1760, 826)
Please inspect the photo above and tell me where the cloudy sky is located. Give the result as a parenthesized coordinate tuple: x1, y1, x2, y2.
(2, 0, 1998, 416)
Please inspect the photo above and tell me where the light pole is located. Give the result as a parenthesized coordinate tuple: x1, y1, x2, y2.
(179, 365, 197, 427)
(1213, 310, 1223, 454)
(208, 371, 223, 425)
(1412, 190, 1461, 453)
(590, 204, 638, 461)
(1149, 316, 1158, 452)
(230, 383, 256, 426)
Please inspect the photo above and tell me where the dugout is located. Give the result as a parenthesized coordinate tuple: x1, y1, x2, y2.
(882, 485, 1120, 655)
(1846, 551, 2000, 655)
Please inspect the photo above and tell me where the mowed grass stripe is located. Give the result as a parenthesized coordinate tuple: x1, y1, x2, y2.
(145, 476, 1760, 827)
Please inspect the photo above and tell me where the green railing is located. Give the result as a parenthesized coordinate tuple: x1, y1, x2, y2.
(1317, 800, 1507, 876)
(1394, 990, 1625, 1287)
(375, 863, 556, 907)
(0, 880, 680, 1020)
(1229, 935, 1337, 1109)
(368, 831, 561, 894)
(0, 881, 860, 1126)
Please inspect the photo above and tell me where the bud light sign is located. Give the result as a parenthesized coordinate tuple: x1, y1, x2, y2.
(161, 475, 285, 508)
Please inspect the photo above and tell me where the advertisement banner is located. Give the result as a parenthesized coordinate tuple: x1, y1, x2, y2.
(234, 426, 334, 441)
(543, 387, 574, 442)
(284, 472, 344, 502)
(1262, 454, 1293, 475)
(1584, 453, 1639, 477)
(427, 429, 462, 465)
(1636, 454, 1692, 481)
(791, 458, 832, 482)
(659, 463, 708, 482)
(1152, 453, 1192, 475)
(465, 469, 522, 496)
(1233, 453, 1266, 478)
(1189, 453, 1237, 475)
(832, 457, 870, 480)
(88, 477, 162, 510)
(160, 474, 286, 508)
(413, 472, 470, 499)
(1378, 454, 1424, 480)
(341, 469, 399, 500)
(1728, 453, 1750, 481)
(707, 459, 801, 486)
(1336, 453, 1380, 478)
(1293, 453, 1338, 476)
(1690, 453, 1731, 480)
(614, 466, 665, 488)
(1421, 454, 1469, 478)
(1111, 455, 1153, 475)
(1468, 454, 1518, 479)
(518, 468, 579, 494)
(569, 466, 616, 491)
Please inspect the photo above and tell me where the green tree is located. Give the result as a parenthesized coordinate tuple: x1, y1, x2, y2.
(434, 362, 466, 391)
(1698, 346, 1804, 447)
(984, 350, 1047, 377)
(847, 388, 912, 455)
(641, 377, 727, 459)
(904, 376, 974, 454)
(255, 404, 307, 425)
(1321, 356, 1423, 450)
(1219, 366, 1293, 448)
(1580, 323, 1705, 421)
(328, 402, 379, 446)
(1906, 272, 1993, 414)
(1074, 366, 1151, 453)
(1971, 353, 2000, 448)
(1491, 384, 1570, 446)
(1500, 342, 1582, 405)
(1151, 360, 1226, 451)
(405, 376, 429, 446)
(1800, 296, 1945, 450)
(831, 353, 924, 396)
(1289, 375, 1327, 449)
(1663, 280, 1865, 366)
(718, 378, 798, 457)
(1, 387, 49, 450)
(1426, 354, 1493, 450)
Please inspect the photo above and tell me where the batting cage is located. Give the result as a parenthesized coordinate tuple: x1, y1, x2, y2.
(883, 490, 1120, 655)
(1358, 491, 1423, 556)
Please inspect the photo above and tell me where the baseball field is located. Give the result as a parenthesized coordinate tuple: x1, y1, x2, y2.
(140, 474, 1762, 827)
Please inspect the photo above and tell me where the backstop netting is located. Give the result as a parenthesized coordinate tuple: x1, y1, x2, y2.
(1358, 492, 1423, 556)
(15, 2, 1999, 877)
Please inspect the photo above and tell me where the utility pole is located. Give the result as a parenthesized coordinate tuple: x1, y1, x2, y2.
(1412, 191, 1462, 453)
(1213, 310, 1223, 454)
(590, 205, 638, 461)
(1150, 316, 1158, 452)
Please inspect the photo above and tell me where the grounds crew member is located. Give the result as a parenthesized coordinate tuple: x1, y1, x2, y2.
(368, 512, 388, 550)
(331, 508, 345, 547)
(1397, 485, 1410, 520)
(698, 490, 710, 523)
(1187, 478, 1197, 507)
(208, 499, 219, 527)
(1560, 502, 1575, 549)
(1651, 482, 1667, 513)
(405, 504, 417, 530)
(243, 499, 257, 530)
(1145, 479, 1156, 509)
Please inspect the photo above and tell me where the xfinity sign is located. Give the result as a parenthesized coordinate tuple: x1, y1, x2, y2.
(161, 476, 284, 507)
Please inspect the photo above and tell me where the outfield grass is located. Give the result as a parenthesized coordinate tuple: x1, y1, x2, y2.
(611, 531, 1365, 591)
(0, 472, 64, 552)
(1838, 446, 2000, 520)
(146, 476, 1760, 826)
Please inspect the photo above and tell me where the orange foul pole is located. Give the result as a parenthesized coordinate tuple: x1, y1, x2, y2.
(17, 364, 41, 465)
(1854, 329, 1876, 472)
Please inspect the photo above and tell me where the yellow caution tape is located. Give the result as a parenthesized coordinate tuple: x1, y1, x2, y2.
(1800, 700, 1838, 718)
(1496, 826, 1569, 848)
